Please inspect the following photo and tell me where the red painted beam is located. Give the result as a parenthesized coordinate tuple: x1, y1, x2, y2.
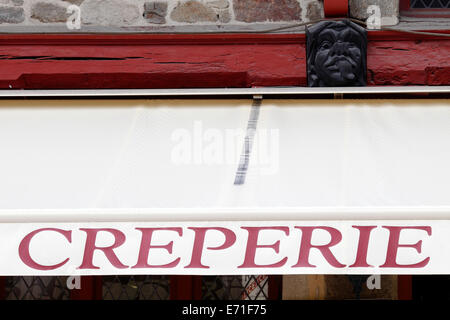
(400, 0, 410, 11)
(324, 0, 348, 17)
(367, 29, 450, 41)
(0, 33, 448, 89)
(367, 39, 450, 85)
(0, 33, 306, 45)
(1, 30, 448, 44)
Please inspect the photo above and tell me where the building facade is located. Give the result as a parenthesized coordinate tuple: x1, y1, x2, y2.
(0, 0, 449, 301)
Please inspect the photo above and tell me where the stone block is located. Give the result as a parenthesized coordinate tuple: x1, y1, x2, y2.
(217, 9, 230, 23)
(170, 1, 218, 23)
(207, 0, 229, 9)
(233, 0, 302, 23)
(207, 0, 231, 23)
(11, 0, 24, 6)
(144, 2, 168, 24)
(349, 0, 399, 26)
(81, 0, 140, 26)
(62, 0, 85, 6)
(306, 0, 323, 21)
(31, 3, 68, 23)
(0, 6, 24, 23)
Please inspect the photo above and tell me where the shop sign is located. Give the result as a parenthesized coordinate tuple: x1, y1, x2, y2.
(0, 220, 443, 275)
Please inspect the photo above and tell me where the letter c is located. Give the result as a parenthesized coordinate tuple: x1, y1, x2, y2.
(19, 228, 72, 270)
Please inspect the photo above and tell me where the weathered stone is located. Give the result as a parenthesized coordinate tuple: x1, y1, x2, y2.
(306, 1, 323, 21)
(233, 0, 302, 22)
(31, 3, 69, 23)
(207, 0, 229, 9)
(349, 0, 399, 26)
(0, 6, 24, 23)
(81, 0, 140, 26)
(170, 1, 218, 23)
(62, 0, 85, 6)
(144, 2, 168, 24)
(206, 0, 230, 23)
(218, 9, 231, 23)
(11, 0, 24, 6)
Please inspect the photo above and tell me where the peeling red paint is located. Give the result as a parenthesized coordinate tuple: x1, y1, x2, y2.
(367, 40, 450, 85)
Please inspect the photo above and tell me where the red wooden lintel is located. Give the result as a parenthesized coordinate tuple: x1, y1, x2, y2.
(1, 30, 449, 45)
(0, 31, 449, 89)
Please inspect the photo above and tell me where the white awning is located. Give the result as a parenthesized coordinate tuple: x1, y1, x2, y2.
(0, 98, 449, 275)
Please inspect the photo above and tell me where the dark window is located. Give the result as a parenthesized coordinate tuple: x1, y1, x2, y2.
(102, 275, 170, 300)
(4, 276, 70, 300)
(202, 275, 269, 300)
(401, 0, 450, 16)
(410, 0, 450, 8)
(0, 275, 276, 300)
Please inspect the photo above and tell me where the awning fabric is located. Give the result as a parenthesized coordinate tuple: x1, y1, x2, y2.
(0, 98, 449, 275)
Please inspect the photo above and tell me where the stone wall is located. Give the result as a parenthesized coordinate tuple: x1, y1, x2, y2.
(350, 0, 399, 27)
(0, 0, 325, 31)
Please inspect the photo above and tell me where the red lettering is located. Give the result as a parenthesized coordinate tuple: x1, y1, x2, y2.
(349, 226, 377, 268)
(132, 228, 182, 269)
(292, 226, 346, 268)
(185, 227, 236, 268)
(19, 228, 71, 270)
(380, 226, 432, 268)
(78, 228, 128, 269)
(238, 227, 289, 268)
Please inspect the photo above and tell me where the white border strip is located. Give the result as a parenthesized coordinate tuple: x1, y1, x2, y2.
(0, 86, 449, 98)
(1, 207, 450, 223)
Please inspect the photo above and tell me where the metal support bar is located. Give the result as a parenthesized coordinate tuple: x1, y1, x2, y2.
(0, 86, 448, 99)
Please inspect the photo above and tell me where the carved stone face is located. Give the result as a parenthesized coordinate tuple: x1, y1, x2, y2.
(307, 20, 367, 87)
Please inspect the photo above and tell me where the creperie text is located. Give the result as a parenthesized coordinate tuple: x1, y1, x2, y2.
(18, 225, 432, 271)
